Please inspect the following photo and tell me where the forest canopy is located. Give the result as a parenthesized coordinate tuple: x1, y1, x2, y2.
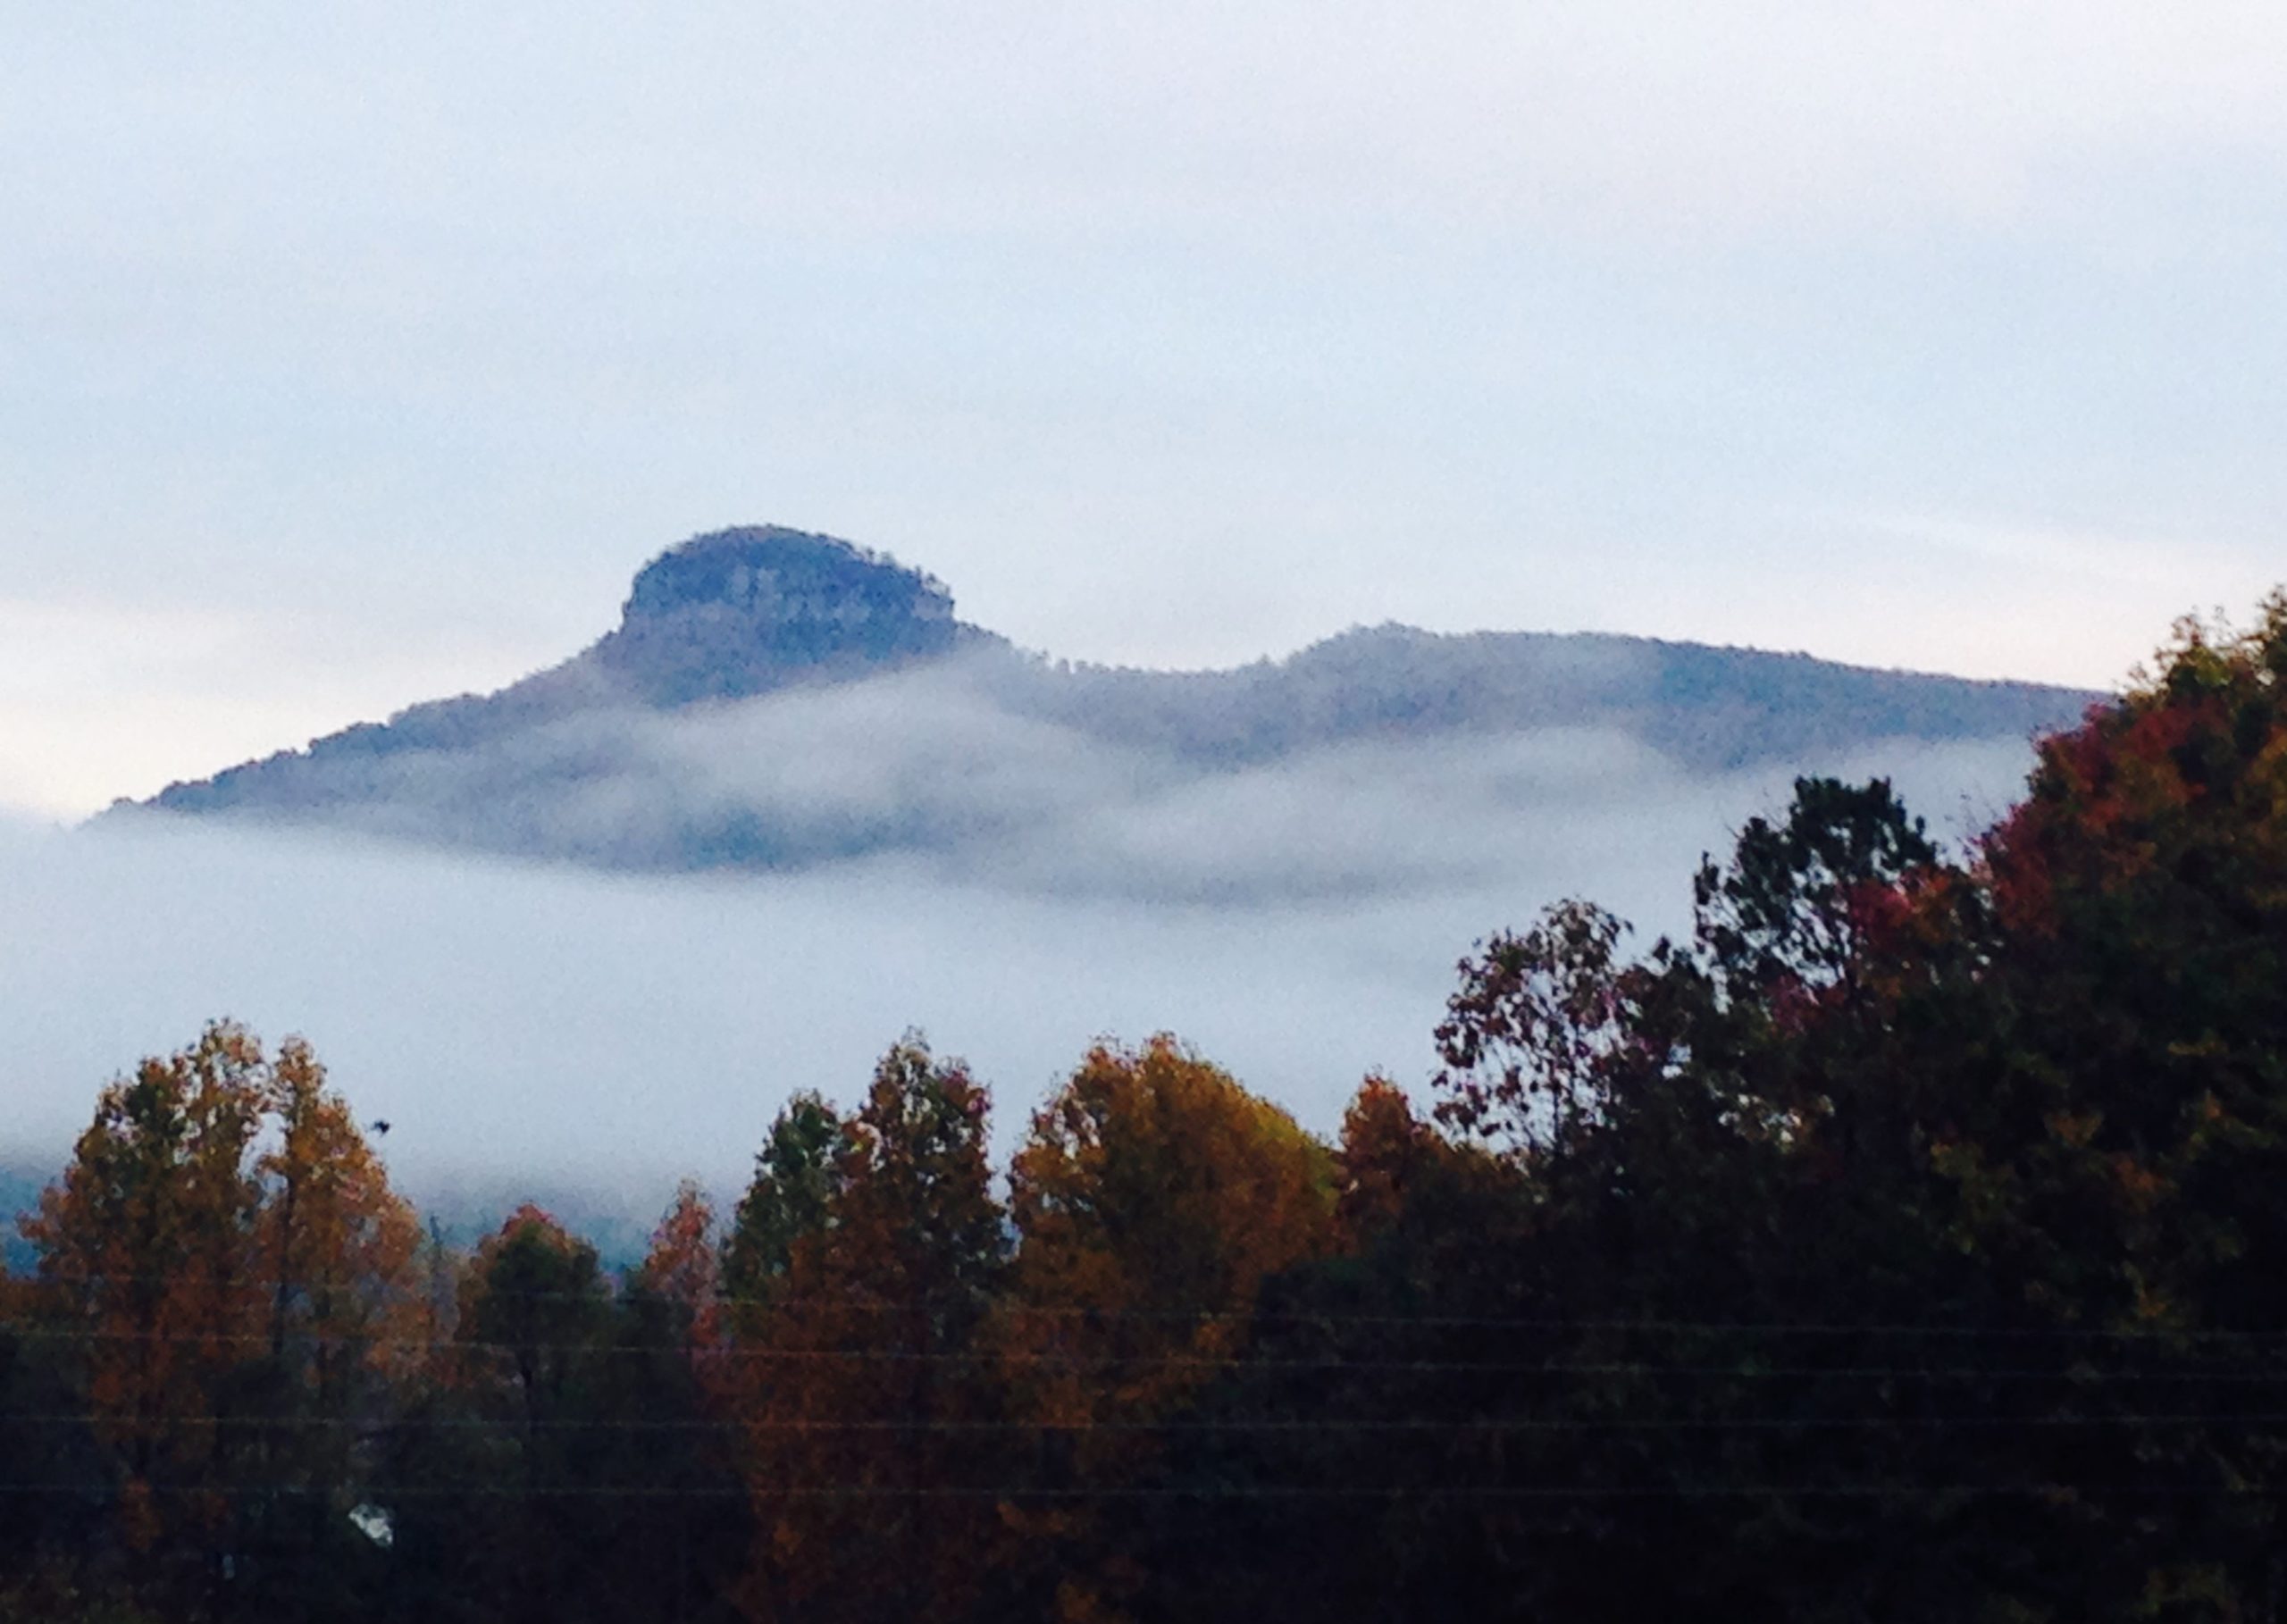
(9, 598, 2287, 1622)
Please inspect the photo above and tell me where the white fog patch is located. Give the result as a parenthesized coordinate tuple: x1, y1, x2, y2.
(146, 657, 2054, 908)
(1015, 729, 1682, 903)
(0, 729, 2039, 1223)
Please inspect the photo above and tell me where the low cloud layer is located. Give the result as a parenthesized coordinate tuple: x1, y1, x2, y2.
(152, 652, 2056, 902)
(3, 699, 2040, 1233)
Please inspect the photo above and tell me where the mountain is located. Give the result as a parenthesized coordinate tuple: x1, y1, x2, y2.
(126, 524, 2099, 892)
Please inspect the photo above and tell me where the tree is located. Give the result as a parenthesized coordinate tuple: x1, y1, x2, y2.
(1150, 1076, 1537, 1624)
(721, 1092, 844, 1310)
(998, 1036, 1336, 1623)
(1422, 777, 2029, 1621)
(596, 1185, 749, 1624)
(235, 1035, 422, 1617)
(1414, 626, 2287, 1620)
(19, 1023, 420, 1620)
(1922, 601, 2287, 1615)
(1432, 898, 1638, 1161)
(21, 1022, 270, 1609)
(383, 1205, 617, 1624)
(729, 1039, 1006, 1624)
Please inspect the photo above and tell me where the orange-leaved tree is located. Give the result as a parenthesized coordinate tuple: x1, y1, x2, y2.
(998, 1036, 1336, 1623)
(21, 1022, 419, 1611)
(24, 1023, 267, 1548)
(729, 1038, 1005, 1624)
(251, 1038, 423, 1503)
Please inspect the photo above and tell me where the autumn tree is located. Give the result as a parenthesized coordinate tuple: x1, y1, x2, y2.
(614, 1185, 750, 1622)
(730, 1039, 1006, 1624)
(1406, 607, 2287, 1621)
(1911, 600, 2287, 1615)
(1418, 776, 2041, 1621)
(998, 1036, 1336, 1623)
(230, 1036, 423, 1611)
(1140, 1075, 1538, 1624)
(17, 1023, 423, 1620)
(20, 1023, 271, 1613)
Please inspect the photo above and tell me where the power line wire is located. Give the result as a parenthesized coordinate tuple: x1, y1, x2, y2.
(21, 1274, 2282, 1343)
(13, 1321, 2287, 1378)
(10, 1410, 2287, 1435)
(0, 1479, 2273, 1503)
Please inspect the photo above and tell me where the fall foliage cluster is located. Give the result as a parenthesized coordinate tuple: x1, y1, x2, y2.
(13, 600, 2287, 1621)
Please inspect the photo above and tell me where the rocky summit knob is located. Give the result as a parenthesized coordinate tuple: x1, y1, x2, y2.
(596, 525, 964, 704)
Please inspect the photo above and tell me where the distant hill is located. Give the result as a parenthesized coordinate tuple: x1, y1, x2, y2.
(125, 525, 2099, 884)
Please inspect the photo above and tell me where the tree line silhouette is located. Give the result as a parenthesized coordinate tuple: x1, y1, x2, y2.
(10, 599, 2287, 1621)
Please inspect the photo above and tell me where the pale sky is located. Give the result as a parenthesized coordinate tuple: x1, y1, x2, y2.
(7, 1, 2285, 817)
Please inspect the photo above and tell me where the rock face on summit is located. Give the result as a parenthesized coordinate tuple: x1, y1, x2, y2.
(593, 527, 976, 705)
(134, 523, 2101, 892)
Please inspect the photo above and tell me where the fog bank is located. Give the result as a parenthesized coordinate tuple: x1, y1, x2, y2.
(1, 730, 2034, 1222)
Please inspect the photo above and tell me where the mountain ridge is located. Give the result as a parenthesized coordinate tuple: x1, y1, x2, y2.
(126, 525, 2100, 883)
